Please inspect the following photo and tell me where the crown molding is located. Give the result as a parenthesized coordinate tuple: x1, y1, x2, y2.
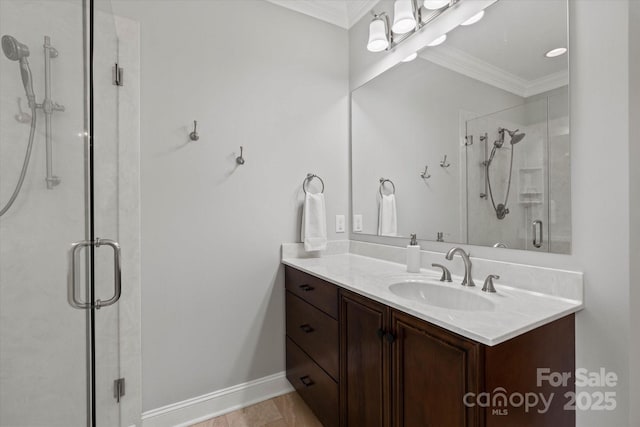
(419, 45, 567, 98)
(266, 0, 347, 28)
(266, 0, 380, 29)
(346, 0, 381, 28)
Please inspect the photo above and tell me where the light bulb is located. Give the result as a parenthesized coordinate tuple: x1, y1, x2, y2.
(392, 0, 417, 34)
(423, 0, 449, 10)
(367, 18, 389, 52)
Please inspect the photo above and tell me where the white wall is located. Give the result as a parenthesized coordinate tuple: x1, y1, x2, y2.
(351, 57, 522, 241)
(110, 0, 349, 412)
(350, 0, 634, 425)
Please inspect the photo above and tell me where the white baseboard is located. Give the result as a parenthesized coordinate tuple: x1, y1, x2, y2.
(141, 372, 294, 427)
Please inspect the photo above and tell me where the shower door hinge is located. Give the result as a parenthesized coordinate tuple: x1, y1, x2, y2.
(114, 378, 126, 403)
(113, 63, 124, 86)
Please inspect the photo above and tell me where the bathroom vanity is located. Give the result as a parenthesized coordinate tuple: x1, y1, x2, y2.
(282, 245, 582, 427)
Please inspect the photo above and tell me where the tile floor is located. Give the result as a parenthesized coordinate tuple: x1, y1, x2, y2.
(190, 392, 323, 427)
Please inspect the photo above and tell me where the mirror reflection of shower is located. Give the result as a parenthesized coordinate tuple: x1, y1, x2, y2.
(0, 35, 64, 217)
(484, 127, 526, 220)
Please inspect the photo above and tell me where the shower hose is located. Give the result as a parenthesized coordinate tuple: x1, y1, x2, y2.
(0, 106, 37, 217)
(486, 143, 515, 218)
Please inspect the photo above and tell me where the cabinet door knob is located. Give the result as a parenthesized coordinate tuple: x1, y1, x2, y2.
(299, 284, 315, 292)
(385, 332, 396, 343)
(377, 328, 385, 339)
(300, 375, 314, 387)
(299, 324, 315, 333)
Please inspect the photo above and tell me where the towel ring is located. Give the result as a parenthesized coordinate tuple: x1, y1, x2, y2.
(379, 178, 396, 197)
(303, 173, 325, 194)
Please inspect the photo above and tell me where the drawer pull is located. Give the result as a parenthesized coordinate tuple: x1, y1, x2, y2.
(300, 375, 315, 387)
(299, 324, 315, 333)
(299, 284, 315, 292)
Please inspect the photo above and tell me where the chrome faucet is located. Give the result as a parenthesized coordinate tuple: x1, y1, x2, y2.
(445, 247, 475, 287)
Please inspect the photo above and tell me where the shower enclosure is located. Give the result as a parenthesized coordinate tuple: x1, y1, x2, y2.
(0, 1, 140, 426)
(465, 91, 571, 253)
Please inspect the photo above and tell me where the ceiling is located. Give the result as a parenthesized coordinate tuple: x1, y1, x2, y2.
(419, 0, 568, 97)
(265, 0, 380, 29)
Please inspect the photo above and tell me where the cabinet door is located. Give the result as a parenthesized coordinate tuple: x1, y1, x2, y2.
(340, 291, 391, 427)
(392, 311, 481, 427)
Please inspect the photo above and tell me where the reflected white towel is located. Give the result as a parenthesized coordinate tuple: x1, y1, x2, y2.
(378, 194, 397, 237)
(301, 192, 327, 252)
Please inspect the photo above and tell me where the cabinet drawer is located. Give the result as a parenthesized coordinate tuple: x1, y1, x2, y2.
(286, 292, 339, 381)
(286, 337, 339, 427)
(285, 266, 338, 319)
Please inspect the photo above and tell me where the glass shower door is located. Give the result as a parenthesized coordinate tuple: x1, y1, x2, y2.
(0, 0, 124, 425)
(466, 99, 551, 251)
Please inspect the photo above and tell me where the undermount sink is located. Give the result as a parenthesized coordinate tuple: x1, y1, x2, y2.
(389, 280, 496, 312)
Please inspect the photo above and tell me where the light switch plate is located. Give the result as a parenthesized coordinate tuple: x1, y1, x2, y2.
(335, 215, 345, 233)
(353, 214, 363, 232)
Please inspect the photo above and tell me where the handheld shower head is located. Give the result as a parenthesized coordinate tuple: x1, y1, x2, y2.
(2, 35, 30, 61)
(2, 35, 36, 108)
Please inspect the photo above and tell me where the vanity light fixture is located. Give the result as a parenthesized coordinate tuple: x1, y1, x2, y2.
(392, 0, 418, 34)
(423, 0, 449, 10)
(367, 14, 391, 52)
(427, 34, 447, 47)
(367, 0, 460, 53)
(460, 10, 484, 26)
(545, 47, 567, 58)
(402, 52, 418, 62)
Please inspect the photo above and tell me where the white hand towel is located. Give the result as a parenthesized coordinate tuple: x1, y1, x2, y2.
(301, 192, 327, 252)
(378, 194, 398, 237)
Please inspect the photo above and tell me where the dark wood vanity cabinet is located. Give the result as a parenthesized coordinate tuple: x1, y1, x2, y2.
(285, 266, 575, 427)
(340, 291, 390, 427)
(285, 267, 340, 427)
(340, 290, 481, 427)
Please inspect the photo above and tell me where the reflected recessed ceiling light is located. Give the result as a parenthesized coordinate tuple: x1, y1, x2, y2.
(545, 47, 567, 58)
(423, 0, 449, 10)
(427, 34, 447, 47)
(461, 10, 484, 26)
(402, 52, 418, 62)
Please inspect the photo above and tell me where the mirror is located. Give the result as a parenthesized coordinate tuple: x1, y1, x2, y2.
(351, 0, 570, 253)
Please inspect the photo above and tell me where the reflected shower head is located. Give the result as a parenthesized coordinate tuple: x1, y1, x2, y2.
(498, 128, 526, 146)
(2, 35, 30, 61)
(507, 129, 525, 145)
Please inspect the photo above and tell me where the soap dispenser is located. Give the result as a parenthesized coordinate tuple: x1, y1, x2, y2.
(407, 234, 421, 273)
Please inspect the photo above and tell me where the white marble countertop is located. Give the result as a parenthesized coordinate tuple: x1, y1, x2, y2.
(282, 252, 583, 346)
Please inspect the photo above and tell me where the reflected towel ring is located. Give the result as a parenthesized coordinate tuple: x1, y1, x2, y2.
(379, 178, 396, 196)
(303, 173, 325, 194)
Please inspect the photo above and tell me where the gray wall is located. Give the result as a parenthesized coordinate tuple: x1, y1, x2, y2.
(629, 1, 640, 425)
(111, 0, 349, 411)
(350, 0, 636, 425)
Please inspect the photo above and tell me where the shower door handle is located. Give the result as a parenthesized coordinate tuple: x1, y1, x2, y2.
(532, 220, 543, 248)
(68, 238, 122, 310)
(94, 238, 122, 309)
(69, 240, 93, 309)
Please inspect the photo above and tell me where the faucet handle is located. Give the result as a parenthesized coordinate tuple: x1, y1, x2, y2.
(482, 274, 500, 293)
(431, 263, 452, 282)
